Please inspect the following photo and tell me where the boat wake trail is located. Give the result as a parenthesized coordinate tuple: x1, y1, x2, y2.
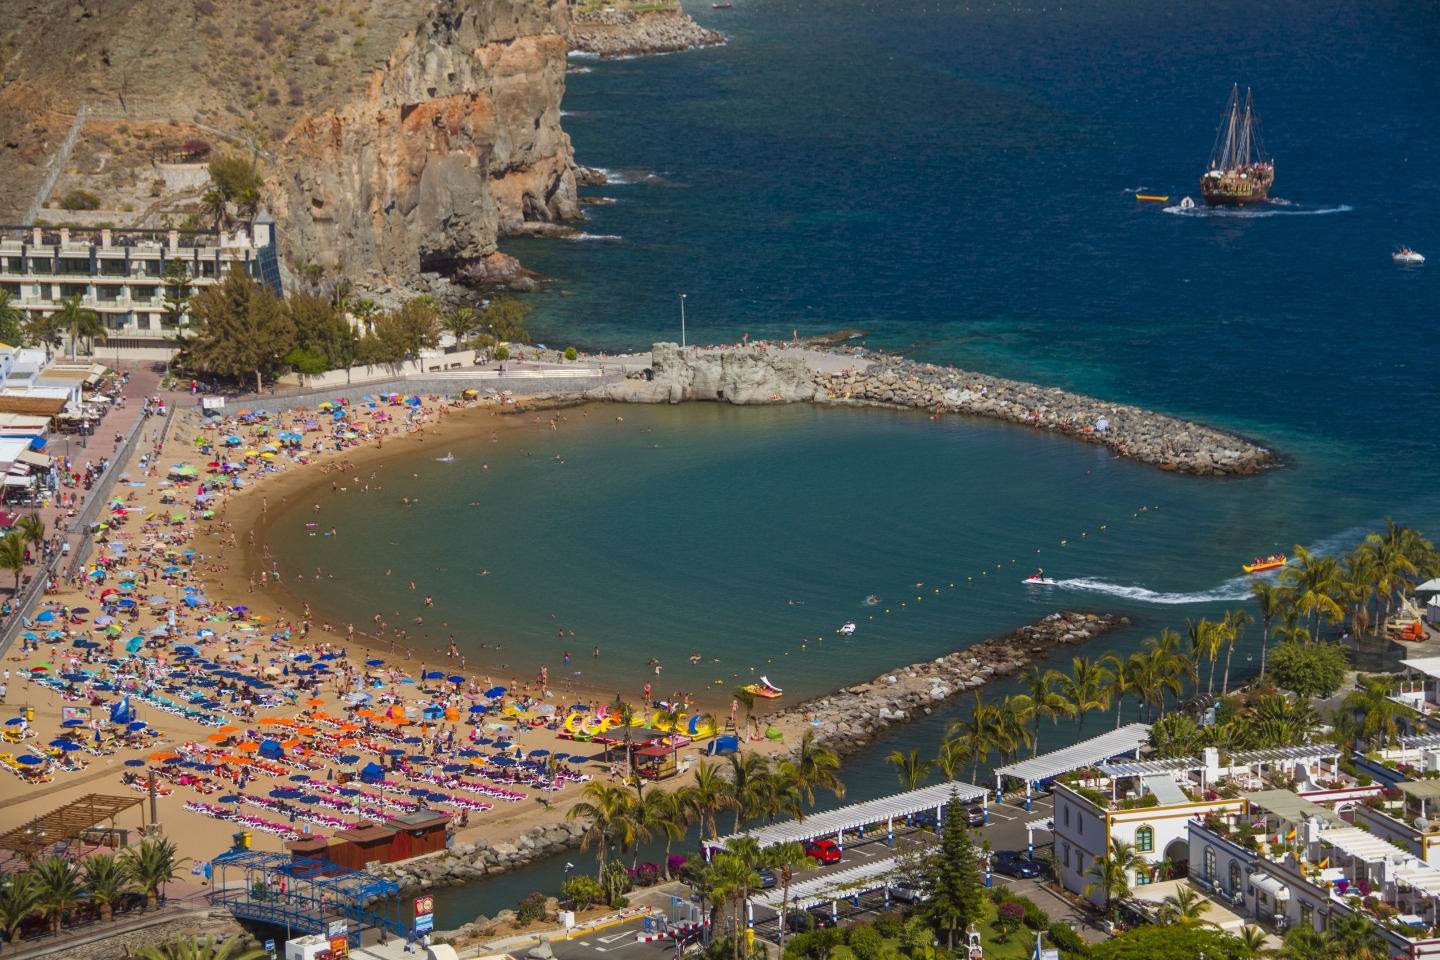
(1055, 576, 1254, 605)
(1162, 203, 1353, 218)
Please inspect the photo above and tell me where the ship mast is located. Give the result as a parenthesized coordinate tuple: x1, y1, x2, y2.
(1237, 88, 1254, 167)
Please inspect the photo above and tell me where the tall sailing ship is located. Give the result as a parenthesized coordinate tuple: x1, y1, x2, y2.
(1201, 85, 1273, 206)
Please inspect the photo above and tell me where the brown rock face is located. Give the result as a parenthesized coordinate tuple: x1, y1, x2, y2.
(269, 0, 580, 281)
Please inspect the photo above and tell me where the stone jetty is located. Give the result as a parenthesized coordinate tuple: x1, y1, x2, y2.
(767, 612, 1126, 760)
(596, 343, 1277, 477)
(377, 820, 591, 895)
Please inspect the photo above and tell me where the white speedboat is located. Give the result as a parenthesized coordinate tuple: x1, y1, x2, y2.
(839, 622, 857, 635)
(1394, 247, 1426, 264)
(1180, 196, 1195, 210)
(1023, 575, 1057, 586)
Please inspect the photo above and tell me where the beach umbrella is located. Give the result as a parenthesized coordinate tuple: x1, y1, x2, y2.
(123, 759, 146, 767)
(270, 788, 301, 799)
(365, 658, 384, 667)
(552, 753, 570, 761)
(484, 687, 506, 698)
(528, 749, 550, 757)
(217, 795, 242, 803)
(385, 748, 405, 757)
(53, 741, 81, 752)
(447, 675, 464, 684)
(338, 754, 360, 763)
(34, 611, 54, 622)
(422, 671, 444, 680)
(288, 774, 312, 782)
(62, 719, 84, 727)
(16, 755, 43, 765)
(468, 705, 488, 714)
(402, 736, 422, 744)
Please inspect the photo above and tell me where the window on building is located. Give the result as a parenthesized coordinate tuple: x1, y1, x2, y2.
(1063, 805, 1070, 827)
(1135, 826, 1153, 853)
(57, 257, 89, 276)
(0, 282, 18, 298)
(1300, 901, 1313, 929)
(2, 259, 21, 276)
(96, 285, 121, 302)
(1204, 846, 1216, 883)
(1134, 870, 1151, 886)
(100, 259, 128, 276)
(1230, 861, 1241, 895)
(1077, 813, 1083, 835)
(60, 283, 88, 299)
(198, 259, 217, 277)
(1062, 843, 1070, 869)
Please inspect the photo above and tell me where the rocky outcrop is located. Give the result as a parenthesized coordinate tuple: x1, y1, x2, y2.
(600, 342, 817, 404)
(267, 0, 582, 283)
(570, 8, 725, 57)
(770, 612, 1126, 760)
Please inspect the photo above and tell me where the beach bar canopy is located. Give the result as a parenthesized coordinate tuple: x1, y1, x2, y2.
(705, 781, 986, 852)
(752, 857, 904, 912)
(994, 723, 1152, 810)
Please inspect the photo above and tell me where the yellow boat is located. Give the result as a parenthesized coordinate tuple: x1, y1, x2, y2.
(1136, 195, 1169, 202)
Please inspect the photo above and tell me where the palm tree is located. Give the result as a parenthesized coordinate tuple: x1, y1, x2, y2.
(83, 852, 132, 921)
(53, 294, 105, 361)
(568, 782, 638, 879)
(1282, 545, 1345, 641)
(996, 695, 1035, 761)
(1322, 913, 1392, 959)
(1235, 925, 1269, 956)
(1082, 838, 1147, 915)
(1099, 654, 1139, 730)
(33, 856, 84, 936)
(0, 871, 41, 943)
(0, 289, 25, 345)
(1139, 628, 1190, 718)
(1219, 608, 1254, 695)
(1060, 657, 1111, 743)
(0, 533, 25, 597)
(120, 837, 187, 911)
(442, 308, 478, 351)
(934, 736, 970, 781)
(1187, 618, 1224, 694)
(352, 298, 380, 335)
(15, 514, 45, 559)
(200, 188, 229, 229)
(946, 692, 1002, 782)
(777, 729, 844, 804)
(708, 853, 760, 957)
(1249, 580, 1287, 679)
(764, 840, 815, 955)
(1021, 666, 1073, 752)
(643, 788, 689, 878)
(234, 187, 261, 223)
(730, 687, 757, 741)
(1343, 676, 1414, 749)
(134, 934, 269, 960)
(685, 760, 734, 840)
(1156, 885, 1213, 926)
(724, 751, 772, 832)
(615, 700, 639, 781)
(886, 749, 935, 791)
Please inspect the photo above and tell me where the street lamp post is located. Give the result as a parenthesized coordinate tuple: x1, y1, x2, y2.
(678, 294, 686, 349)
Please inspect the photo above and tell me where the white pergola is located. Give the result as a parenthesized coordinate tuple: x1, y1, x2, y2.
(1322, 826, 1414, 864)
(705, 781, 987, 852)
(1025, 816, 1053, 858)
(993, 723, 1152, 811)
(750, 858, 902, 912)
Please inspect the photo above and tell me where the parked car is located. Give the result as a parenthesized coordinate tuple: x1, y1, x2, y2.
(803, 839, 843, 864)
(785, 908, 838, 932)
(912, 806, 985, 829)
(757, 868, 777, 889)
(965, 805, 987, 826)
(990, 850, 1043, 879)
(887, 881, 928, 903)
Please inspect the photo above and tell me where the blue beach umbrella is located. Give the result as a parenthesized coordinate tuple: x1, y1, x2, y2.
(385, 748, 405, 756)
(422, 671, 444, 680)
(366, 659, 385, 666)
(402, 736, 422, 744)
(447, 675, 464, 684)
(468, 705, 487, 714)
(128, 721, 147, 731)
(484, 687, 506, 698)
(16, 755, 43, 765)
(218, 795, 242, 804)
(123, 759, 146, 767)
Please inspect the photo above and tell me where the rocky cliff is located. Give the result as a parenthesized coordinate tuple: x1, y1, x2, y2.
(600, 341, 818, 404)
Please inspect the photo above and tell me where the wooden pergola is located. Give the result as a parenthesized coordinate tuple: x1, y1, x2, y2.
(0, 794, 145, 857)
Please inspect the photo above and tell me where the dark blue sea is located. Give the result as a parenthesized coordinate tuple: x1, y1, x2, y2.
(270, 0, 1440, 922)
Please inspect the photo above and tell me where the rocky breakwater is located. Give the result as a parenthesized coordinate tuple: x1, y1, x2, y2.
(377, 820, 591, 894)
(769, 612, 1125, 761)
(569, 6, 725, 57)
(269, 0, 583, 284)
(815, 354, 1276, 477)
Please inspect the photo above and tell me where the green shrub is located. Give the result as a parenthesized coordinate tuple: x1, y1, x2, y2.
(495, 345, 510, 361)
(284, 347, 328, 375)
(60, 190, 102, 211)
(561, 874, 605, 909)
(871, 913, 902, 938)
(565, 346, 577, 361)
(784, 932, 815, 960)
(847, 925, 884, 960)
(1020, 896, 1050, 930)
(1047, 922, 1089, 957)
(1266, 642, 1349, 697)
(515, 891, 547, 924)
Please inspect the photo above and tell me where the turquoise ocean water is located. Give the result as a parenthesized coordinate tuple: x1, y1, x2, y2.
(266, 0, 1440, 923)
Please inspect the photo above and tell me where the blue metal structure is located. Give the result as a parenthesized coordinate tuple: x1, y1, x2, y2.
(208, 850, 405, 946)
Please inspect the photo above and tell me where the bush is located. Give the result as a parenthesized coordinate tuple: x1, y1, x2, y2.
(635, 862, 661, 887)
(565, 346, 577, 361)
(783, 932, 815, 960)
(871, 912, 903, 938)
(515, 891, 547, 925)
(1267, 642, 1349, 697)
(1020, 897, 1050, 931)
(284, 347, 328, 375)
(495, 345, 510, 361)
(847, 925, 884, 960)
(561, 875, 604, 909)
(1047, 922, 1089, 957)
(60, 190, 102, 211)
(994, 902, 1025, 942)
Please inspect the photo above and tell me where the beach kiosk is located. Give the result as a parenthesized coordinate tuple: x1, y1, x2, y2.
(635, 743, 681, 782)
(385, 809, 450, 860)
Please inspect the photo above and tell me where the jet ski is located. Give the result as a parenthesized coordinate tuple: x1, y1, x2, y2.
(838, 622, 857, 635)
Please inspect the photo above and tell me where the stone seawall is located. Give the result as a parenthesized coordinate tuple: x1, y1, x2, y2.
(597, 343, 1278, 477)
(769, 612, 1126, 761)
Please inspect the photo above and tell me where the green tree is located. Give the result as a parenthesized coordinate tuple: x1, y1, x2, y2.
(1100, 654, 1140, 730)
(567, 782, 639, 879)
(184, 271, 296, 394)
(1249, 580, 1288, 679)
(1156, 885, 1213, 927)
(765, 840, 815, 955)
(1087, 924, 1249, 960)
(287, 292, 354, 373)
(724, 751, 772, 833)
(0, 532, 26, 597)
(0, 871, 42, 943)
(208, 155, 263, 201)
(934, 736, 970, 781)
(1082, 838, 1147, 915)
(947, 692, 1003, 783)
(1282, 545, 1345, 641)
(922, 789, 985, 952)
(1267, 643, 1349, 698)
(53, 294, 105, 361)
(561, 875, 605, 909)
(15, 514, 45, 555)
(776, 729, 845, 804)
(22, 311, 62, 356)
(351, 298, 380, 334)
(33, 855, 84, 936)
(731, 687, 758, 742)
(1343, 675, 1414, 748)
(0, 289, 25, 346)
(484, 293, 532, 344)
(82, 852, 133, 921)
(442, 307, 478, 350)
(684, 760, 735, 840)
(1060, 657, 1111, 743)
(642, 787, 691, 879)
(1218, 608, 1254, 696)
(886, 749, 935, 791)
(160, 258, 195, 329)
(134, 934, 269, 960)
(200, 189, 229, 230)
(120, 837, 188, 911)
